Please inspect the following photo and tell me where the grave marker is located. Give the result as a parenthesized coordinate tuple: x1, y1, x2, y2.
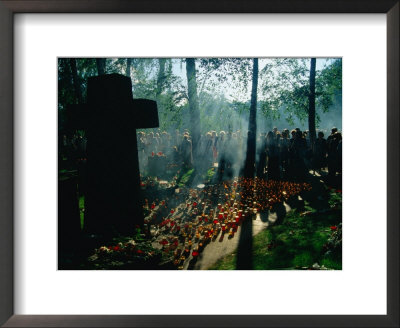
(78, 74, 158, 237)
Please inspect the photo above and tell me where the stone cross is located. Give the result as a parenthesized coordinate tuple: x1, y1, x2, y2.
(81, 74, 159, 237)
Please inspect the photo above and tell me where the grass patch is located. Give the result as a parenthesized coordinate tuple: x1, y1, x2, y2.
(203, 167, 216, 184)
(210, 205, 342, 270)
(177, 168, 195, 187)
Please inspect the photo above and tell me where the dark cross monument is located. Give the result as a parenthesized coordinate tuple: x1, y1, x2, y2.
(82, 74, 158, 237)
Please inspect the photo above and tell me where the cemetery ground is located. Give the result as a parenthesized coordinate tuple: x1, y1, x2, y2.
(60, 164, 342, 270)
(210, 197, 342, 270)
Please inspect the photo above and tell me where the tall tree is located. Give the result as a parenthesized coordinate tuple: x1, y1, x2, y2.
(308, 58, 316, 147)
(259, 58, 342, 128)
(156, 58, 166, 99)
(69, 58, 83, 104)
(185, 58, 201, 154)
(126, 58, 132, 78)
(96, 58, 106, 75)
(244, 58, 259, 178)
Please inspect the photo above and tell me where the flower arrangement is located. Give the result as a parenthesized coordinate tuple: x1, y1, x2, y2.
(88, 239, 162, 270)
(323, 223, 342, 255)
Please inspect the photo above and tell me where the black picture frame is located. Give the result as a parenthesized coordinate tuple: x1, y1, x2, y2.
(0, 1, 398, 327)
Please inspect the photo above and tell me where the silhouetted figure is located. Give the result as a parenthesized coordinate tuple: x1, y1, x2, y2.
(289, 130, 307, 180)
(257, 134, 267, 178)
(337, 135, 342, 175)
(181, 134, 193, 168)
(266, 131, 280, 180)
(327, 127, 339, 179)
(211, 131, 218, 163)
(313, 131, 327, 172)
(280, 129, 290, 177)
(204, 132, 214, 167)
(328, 131, 342, 179)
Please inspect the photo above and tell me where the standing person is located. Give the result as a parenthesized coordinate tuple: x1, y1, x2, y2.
(181, 133, 193, 168)
(171, 145, 181, 166)
(290, 130, 307, 180)
(216, 131, 226, 179)
(303, 131, 313, 171)
(256, 134, 268, 179)
(327, 127, 338, 144)
(217, 131, 226, 160)
(327, 127, 339, 179)
(206, 131, 218, 164)
(330, 132, 342, 176)
(272, 127, 278, 139)
(173, 129, 181, 147)
(137, 131, 147, 168)
(204, 132, 214, 167)
(266, 131, 280, 180)
(276, 132, 282, 165)
(280, 129, 290, 178)
(158, 131, 168, 154)
(195, 132, 206, 172)
(211, 131, 218, 164)
(313, 131, 328, 173)
(290, 129, 296, 144)
(287, 129, 297, 177)
(336, 133, 342, 175)
(304, 130, 310, 148)
(231, 132, 241, 176)
(146, 132, 155, 156)
(154, 132, 161, 153)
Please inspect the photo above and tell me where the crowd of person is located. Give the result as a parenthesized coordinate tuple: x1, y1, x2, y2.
(137, 129, 246, 173)
(136, 126, 342, 182)
(256, 127, 342, 181)
(59, 125, 342, 184)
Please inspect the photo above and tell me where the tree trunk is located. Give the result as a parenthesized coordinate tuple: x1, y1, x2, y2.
(126, 58, 132, 78)
(244, 58, 259, 179)
(185, 58, 201, 155)
(156, 58, 166, 99)
(96, 58, 106, 75)
(308, 58, 316, 147)
(69, 58, 83, 104)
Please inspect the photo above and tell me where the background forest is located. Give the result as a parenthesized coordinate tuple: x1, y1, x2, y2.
(58, 57, 342, 139)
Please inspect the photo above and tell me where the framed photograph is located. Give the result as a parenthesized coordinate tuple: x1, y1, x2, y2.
(1, 1, 398, 327)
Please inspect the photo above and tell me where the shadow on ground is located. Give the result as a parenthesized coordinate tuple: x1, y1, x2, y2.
(234, 171, 341, 270)
(236, 216, 253, 269)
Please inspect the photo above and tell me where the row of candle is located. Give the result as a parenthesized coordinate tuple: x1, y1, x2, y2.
(143, 178, 311, 269)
